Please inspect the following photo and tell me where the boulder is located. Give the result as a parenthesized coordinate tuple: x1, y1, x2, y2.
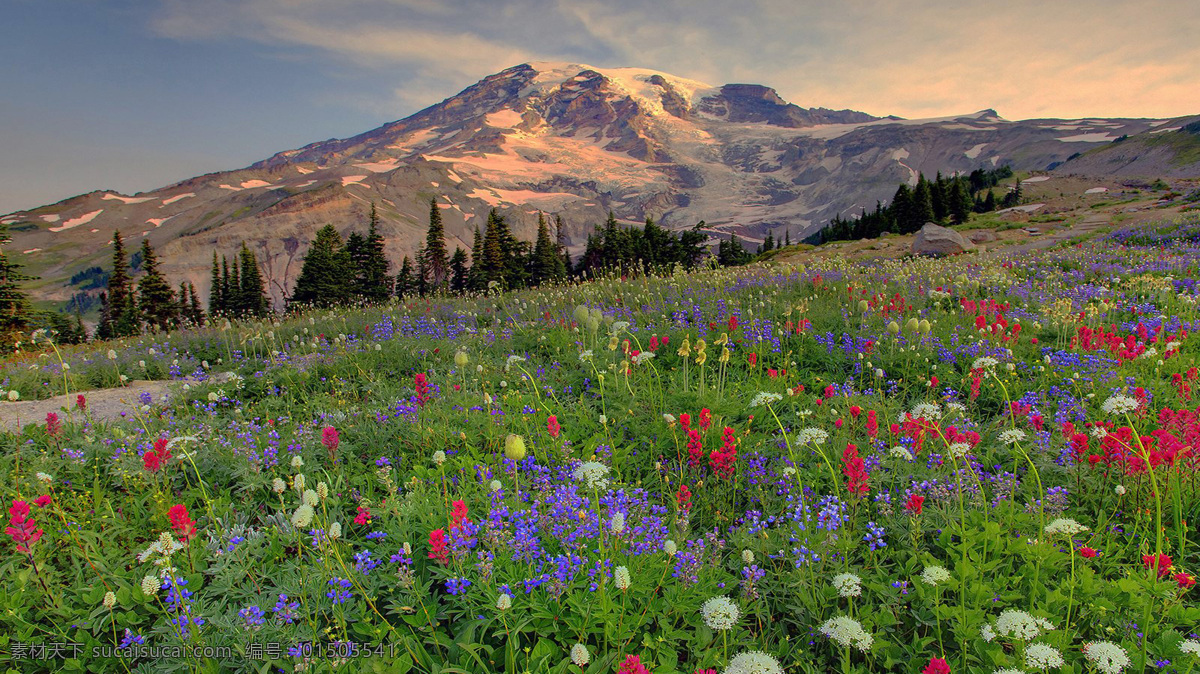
(912, 223, 976, 257)
(966, 229, 997, 244)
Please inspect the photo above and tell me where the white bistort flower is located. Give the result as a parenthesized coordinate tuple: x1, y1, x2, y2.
(613, 565, 631, 591)
(947, 442, 970, 460)
(496, 594, 512, 611)
(573, 461, 611, 490)
(700, 596, 740, 630)
(631, 351, 656, 365)
(972, 356, 999, 372)
(911, 402, 942, 420)
(103, 591, 117, 609)
(993, 610, 1054, 641)
(999, 429, 1027, 444)
(724, 651, 784, 674)
(141, 575, 161, 596)
(291, 505, 315, 528)
(570, 643, 590, 667)
(796, 428, 829, 445)
(1101, 394, 1138, 415)
(663, 540, 677, 556)
(1181, 639, 1200, 656)
(271, 478, 286, 494)
(302, 489, 319, 507)
(1082, 641, 1131, 674)
(832, 573, 863, 598)
(1024, 643, 1065, 669)
(820, 616, 873, 652)
(610, 512, 626, 534)
(890, 446, 914, 461)
(432, 450, 446, 466)
(751, 391, 783, 407)
(920, 566, 951, 586)
(1044, 518, 1089, 536)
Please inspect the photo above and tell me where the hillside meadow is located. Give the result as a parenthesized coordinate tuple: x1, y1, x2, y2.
(2, 217, 1199, 673)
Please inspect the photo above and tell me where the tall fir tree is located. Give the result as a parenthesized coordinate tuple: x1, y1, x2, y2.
(466, 224, 485, 291)
(238, 243, 269, 317)
(290, 225, 350, 308)
(356, 203, 391, 303)
(949, 178, 974, 225)
(530, 211, 562, 286)
(98, 230, 134, 339)
(209, 252, 223, 315)
(911, 175, 936, 231)
(0, 223, 35, 346)
(187, 283, 204, 326)
(396, 256, 414, 298)
(449, 247, 469, 293)
(481, 209, 508, 288)
(423, 198, 450, 291)
(554, 214, 571, 277)
(138, 238, 177, 332)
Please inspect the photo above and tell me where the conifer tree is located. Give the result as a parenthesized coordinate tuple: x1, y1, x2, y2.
(554, 214, 571, 276)
(423, 198, 449, 291)
(466, 224, 485, 291)
(450, 247, 468, 293)
(98, 230, 133, 339)
(530, 211, 562, 286)
(0, 223, 34, 346)
(396, 256, 414, 298)
(911, 175, 936, 231)
(209, 252, 223, 315)
(290, 225, 349, 309)
(984, 189, 997, 212)
(931, 171, 949, 221)
(949, 178, 974, 225)
(356, 203, 390, 303)
(138, 239, 177, 332)
(481, 210, 508, 287)
(238, 243, 269, 317)
(187, 282, 204, 325)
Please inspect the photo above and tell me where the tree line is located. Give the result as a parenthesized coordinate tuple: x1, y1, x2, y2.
(816, 166, 1018, 244)
(286, 200, 713, 308)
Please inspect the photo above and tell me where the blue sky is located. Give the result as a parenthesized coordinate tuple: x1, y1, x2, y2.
(3, 0, 1197, 214)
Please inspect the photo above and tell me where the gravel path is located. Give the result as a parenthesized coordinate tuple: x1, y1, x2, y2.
(0, 380, 178, 432)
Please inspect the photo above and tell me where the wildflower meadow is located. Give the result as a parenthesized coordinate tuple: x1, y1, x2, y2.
(3, 219, 1200, 673)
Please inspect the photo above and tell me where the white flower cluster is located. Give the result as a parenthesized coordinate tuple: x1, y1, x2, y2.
(614, 565, 631, 591)
(819, 616, 873, 652)
(910, 402, 943, 420)
(1024, 643, 1065, 669)
(570, 643, 590, 666)
(701, 596, 740, 630)
(889, 446, 914, 461)
(1082, 641, 1131, 674)
(1101, 394, 1138, 415)
(832, 573, 863, 598)
(796, 428, 829, 446)
(610, 321, 630, 334)
(920, 566, 951, 586)
(972, 356, 999, 371)
(1181, 639, 1200, 656)
(947, 442, 970, 460)
(1044, 518, 1090, 536)
(496, 594, 512, 611)
(578, 350, 594, 362)
(573, 461, 611, 490)
(751, 391, 783, 407)
(992, 609, 1055, 641)
(724, 651, 784, 674)
(631, 351, 656, 365)
(610, 512, 626, 534)
(137, 532, 185, 566)
(999, 429, 1027, 444)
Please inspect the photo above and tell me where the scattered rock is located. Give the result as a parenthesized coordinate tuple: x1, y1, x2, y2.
(912, 223, 977, 257)
(966, 230, 997, 244)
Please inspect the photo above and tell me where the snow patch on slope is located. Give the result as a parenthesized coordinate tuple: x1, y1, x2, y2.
(964, 143, 989, 159)
(50, 210, 103, 232)
(1056, 133, 1119, 143)
(162, 193, 194, 205)
(103, 193, 154, 204)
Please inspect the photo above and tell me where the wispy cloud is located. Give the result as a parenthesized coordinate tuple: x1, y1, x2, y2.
(146, 0, 1200, 119)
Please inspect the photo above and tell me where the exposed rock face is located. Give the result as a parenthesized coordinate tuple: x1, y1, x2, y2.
(3, 61, 1194, 307)
(966, 230, 998, 244)
(912, 223, 977, 257)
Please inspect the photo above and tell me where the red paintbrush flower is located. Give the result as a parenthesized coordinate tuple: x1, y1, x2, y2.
(168, 504, 197, 542)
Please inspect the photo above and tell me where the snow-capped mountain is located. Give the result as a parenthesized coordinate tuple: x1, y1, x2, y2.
(5, 62, 1197, 306)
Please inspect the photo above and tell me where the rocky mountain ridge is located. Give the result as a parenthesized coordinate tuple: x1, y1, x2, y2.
(4, 61, 1197, 308)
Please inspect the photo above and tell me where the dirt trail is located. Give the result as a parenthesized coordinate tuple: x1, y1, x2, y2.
(1, 380, 178, 432)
